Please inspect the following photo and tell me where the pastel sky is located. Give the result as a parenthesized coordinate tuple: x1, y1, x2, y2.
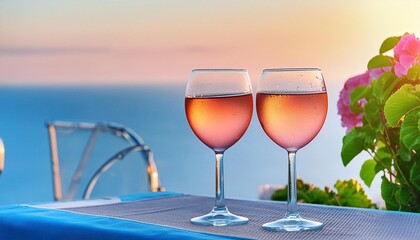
(0, 0, 419, 85)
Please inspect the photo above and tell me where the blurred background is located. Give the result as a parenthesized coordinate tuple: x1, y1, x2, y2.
(0, 0, 419, 205)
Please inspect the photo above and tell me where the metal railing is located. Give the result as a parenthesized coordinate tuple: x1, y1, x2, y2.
(46, 121, 164, 201)
(0, 138, 4, 174)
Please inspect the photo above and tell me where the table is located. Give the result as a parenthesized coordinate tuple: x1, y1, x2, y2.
(0, 192, 419, 239)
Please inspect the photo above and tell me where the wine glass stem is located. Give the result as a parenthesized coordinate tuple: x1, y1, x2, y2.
(287, 151, 298, 215)
(215, 152, 225, 209)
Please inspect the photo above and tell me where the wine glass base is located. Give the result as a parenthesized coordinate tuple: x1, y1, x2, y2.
(262, 214, 323, 232)
(191, 206, 249, 226)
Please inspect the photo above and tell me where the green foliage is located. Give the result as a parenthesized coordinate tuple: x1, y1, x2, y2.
(407, 65, 420, 81)
(363, 99, 382, 131)
(341, 128, 366, 166)
(334, 179, 376, 208)
(360, 159, 379, 187)
(400, 110, 420, 151)
(381, 176, 399, 210)
(374, 147, 392, 172)
(367, 55, 393, 70)
(350, 85, 371, 114)
(411, 159, 420, 191)
(379, 36, 401, 54)
(271, 179, 376, 209)
(372, 71, 398, 101)
(384, 84, 420, 127)
(341, 35, 420, 212)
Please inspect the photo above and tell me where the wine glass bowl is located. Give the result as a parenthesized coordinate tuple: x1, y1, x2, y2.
(185, 69, 253, 226)
(185, 93, 253, 152)
(256, 68, 328, 231)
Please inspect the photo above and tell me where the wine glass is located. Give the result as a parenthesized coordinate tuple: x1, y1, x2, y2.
(185, 69, 253, 226)
(256, 68, 328, 231)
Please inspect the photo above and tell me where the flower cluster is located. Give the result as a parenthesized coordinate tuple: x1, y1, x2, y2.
(337, 33, 420, 212)
(394, 34, 420, 77)
(337, 68, 389, 132)
(338, 34, 420, 132)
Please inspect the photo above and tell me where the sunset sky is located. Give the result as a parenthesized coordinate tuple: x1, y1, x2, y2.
(1, 0, 419, 86)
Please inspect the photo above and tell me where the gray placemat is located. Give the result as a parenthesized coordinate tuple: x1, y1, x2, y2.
(64, 194, 420, 240)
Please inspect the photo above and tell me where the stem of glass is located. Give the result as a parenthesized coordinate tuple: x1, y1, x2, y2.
(287, 151, 299, 216)
(215, 151, 225, 209)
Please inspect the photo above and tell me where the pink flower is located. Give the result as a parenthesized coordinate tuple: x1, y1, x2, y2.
(337, 72, 371, 132)
(393, 34, 420, 77)
(337, 68, 389, 132)
(370, 67, 392, 79)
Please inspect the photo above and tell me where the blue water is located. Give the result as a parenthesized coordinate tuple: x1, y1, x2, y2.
(0, 84, 382, 205)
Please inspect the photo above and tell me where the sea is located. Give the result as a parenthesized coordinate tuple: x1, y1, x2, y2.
(0, 84, 383, 206)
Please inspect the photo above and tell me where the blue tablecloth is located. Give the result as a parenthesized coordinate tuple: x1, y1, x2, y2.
(0, 192, 419, 239)
(0, 192, 243, 240)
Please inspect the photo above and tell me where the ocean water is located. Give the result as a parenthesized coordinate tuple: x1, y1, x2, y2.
(0, 84, 382, 205)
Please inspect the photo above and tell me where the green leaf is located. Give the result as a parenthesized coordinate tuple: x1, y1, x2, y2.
(334, 179, 375, 208)
(350, 85, 371, 114)
(363, 100, 382, 131)
(410, 160, 420, 191)
(379, 36, 401, 54)
(360, 159, 379, 187)
(418, 118, 420, 131)
(363, 126, 377, 151)
(373, 146, 392, 170)
(400, 109, 420, 151)
(373, 146, 393, 172)
(272, 179, 376, 208)
(375, 157, 392, 172)
(381, 176, 399, 210)
(368, 55, 392, 70)
(384, 84, 420, 127)
(271, 187, 287, 201)
(407, 65, 420, 81)
(372, 71, 398, 102)
(397, 148, 412, 162)
(341, 128, 366, 166)
(396, 187, 410, 206)
(375, 146, 392, 159)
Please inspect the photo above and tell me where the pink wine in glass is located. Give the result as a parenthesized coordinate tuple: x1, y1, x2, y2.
(185, 93, 253, 152)
(256, 92, 328, 151)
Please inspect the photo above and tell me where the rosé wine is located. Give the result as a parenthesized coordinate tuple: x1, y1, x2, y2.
(185, 93, 253, 152)
(256, 92, 327, 151)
